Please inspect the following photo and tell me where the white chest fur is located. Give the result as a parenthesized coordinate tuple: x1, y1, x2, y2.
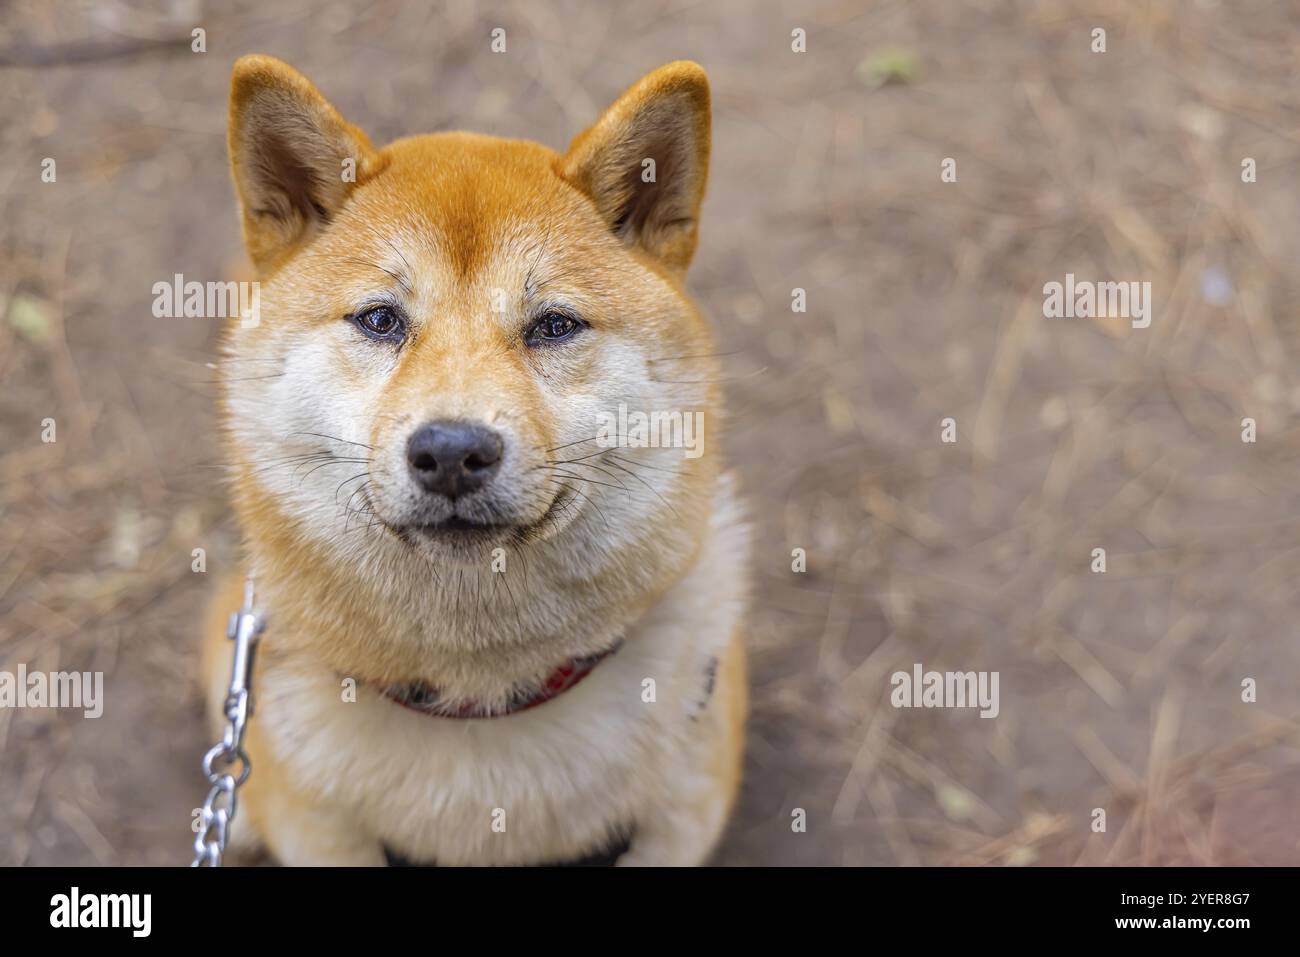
(253, 480, 748, 865)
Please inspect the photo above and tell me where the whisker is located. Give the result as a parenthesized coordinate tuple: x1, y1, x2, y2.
(329, 255, 412, 294)
(601, 456, 680, 521)
(288, 431, 375, 451)
(377, 237, 415, 294)
(542, 479, 611, 533)
(649, 365, 769, 385)
(543, 434, 604, 454)
(646, 350, 743, 363)
(333, 471, 372, 501)
(298, 457, 369, 483)
(536, 466, 629, 493)
(545, 456, 629, 490)
(548, 445, 617, 465)
(605, 452, 689, 476)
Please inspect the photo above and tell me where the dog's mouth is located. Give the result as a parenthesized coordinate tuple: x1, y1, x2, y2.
(409, 516, 503, 533)
(386, 516, 514, 545)
(382, 489, 573, 547)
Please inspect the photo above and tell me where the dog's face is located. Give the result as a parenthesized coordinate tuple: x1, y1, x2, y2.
(223, 57, 715, 569)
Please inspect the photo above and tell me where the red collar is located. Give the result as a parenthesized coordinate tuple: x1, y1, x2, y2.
(379, 642, 621, 719)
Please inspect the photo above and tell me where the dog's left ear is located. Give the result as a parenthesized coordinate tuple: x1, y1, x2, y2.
(560, 61, 710, 274)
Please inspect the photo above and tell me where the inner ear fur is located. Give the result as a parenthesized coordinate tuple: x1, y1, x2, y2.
(559, 61, 711, 273)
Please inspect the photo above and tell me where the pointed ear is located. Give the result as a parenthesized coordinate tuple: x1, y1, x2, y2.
(227, 55, 381, 272)
(559, 61, 710, 273)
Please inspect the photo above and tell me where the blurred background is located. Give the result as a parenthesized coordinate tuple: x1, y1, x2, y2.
(2, 0, 1299, 865)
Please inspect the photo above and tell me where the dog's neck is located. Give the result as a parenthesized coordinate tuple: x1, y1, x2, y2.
(240, 490, 708, 705)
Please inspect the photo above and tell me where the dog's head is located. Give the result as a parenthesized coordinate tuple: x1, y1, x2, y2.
(222, 56, 717, 573)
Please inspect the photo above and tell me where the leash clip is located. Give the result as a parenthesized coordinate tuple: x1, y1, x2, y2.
(191, 576, 265, 866)
(223, 578, 264, 727)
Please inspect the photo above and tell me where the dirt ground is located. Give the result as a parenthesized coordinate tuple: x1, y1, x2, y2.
(2, 0, 1299, 866)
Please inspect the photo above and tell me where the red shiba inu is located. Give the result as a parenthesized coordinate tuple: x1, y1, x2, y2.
(202, 55, 748, 865)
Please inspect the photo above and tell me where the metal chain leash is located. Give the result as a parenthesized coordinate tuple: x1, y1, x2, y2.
(191, 578, 264, 867)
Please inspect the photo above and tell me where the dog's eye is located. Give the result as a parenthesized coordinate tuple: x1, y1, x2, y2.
(526, 311, 583, 346)
(352, 305, 404, 341)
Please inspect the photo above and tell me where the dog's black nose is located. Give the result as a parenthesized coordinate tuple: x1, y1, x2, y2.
(406, 420, 503, 497)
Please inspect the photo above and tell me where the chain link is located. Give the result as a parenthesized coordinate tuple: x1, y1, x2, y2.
(192, 578, 264, 867)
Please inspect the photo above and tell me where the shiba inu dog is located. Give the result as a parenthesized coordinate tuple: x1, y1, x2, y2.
(202, 55, 748, 865)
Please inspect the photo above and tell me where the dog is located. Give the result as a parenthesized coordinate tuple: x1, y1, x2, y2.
(202, 54, 749, 865)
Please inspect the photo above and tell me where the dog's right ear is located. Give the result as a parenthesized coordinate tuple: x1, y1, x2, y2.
(228, 55, 381, 273)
